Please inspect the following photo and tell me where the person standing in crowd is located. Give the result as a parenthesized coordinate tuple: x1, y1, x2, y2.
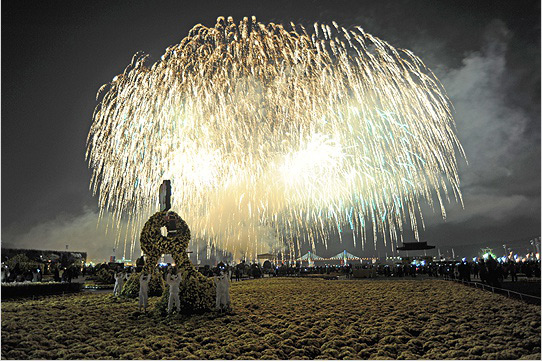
(65, 267, 73, 283)
(54, 266, 60, 282)
(12, 263, 22, 282)
(139, 272, 151, 313)
(509, 262, 518, 282)
(465, 261, 472, 282)
(113, 270, 127, 296)
(479, 260, 487, 284)
(472, 262, 479, 279)
(529, 261, 534, 277)
(165, 270, 182, 314)
(483, 256, 499, 287)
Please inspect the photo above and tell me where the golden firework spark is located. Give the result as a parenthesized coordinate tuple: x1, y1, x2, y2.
(87, 16, 465, 260)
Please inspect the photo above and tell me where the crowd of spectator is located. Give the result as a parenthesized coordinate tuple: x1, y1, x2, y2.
(370, 257, 541, 287)
(0, 262, 84, 284)
(83, 256, 541, 286)
(3, 254, 539, 290)
(192, 257, 541, 288)
(441, 257, 541, 287)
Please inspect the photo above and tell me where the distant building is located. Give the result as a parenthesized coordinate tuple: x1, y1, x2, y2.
(1, 247, 87, 269)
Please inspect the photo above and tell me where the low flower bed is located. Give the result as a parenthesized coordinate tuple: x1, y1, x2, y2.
(1, 282, 82, 299)
(1, 278, 540, 359)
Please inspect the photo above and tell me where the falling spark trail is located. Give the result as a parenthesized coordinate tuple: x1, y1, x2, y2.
(87, 16, 465, 260)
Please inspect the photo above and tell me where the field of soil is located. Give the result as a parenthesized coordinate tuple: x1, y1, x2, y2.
(1, 278, 540, 359)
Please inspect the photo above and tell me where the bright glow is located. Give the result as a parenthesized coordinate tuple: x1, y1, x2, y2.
(160, 226, 168, 237)
(87, 16, 465, 260)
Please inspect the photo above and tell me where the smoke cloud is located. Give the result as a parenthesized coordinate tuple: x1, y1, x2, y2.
(421, 20, 540, 226)
(2, 208, 132, 262)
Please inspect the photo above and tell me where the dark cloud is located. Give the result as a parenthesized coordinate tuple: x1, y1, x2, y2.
(2, 0, 539, 261)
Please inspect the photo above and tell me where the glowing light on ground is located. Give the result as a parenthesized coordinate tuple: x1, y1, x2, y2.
(87, 16, 465, 260)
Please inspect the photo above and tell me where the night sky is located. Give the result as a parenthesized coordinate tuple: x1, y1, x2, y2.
(2, 0, 540, 261)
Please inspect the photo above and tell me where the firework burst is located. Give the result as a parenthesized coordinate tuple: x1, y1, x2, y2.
(87, 16, 465, 260)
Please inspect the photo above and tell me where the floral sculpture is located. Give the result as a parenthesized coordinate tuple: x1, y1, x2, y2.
(139, 210, 191, 269)
(136, 210, 215, 314)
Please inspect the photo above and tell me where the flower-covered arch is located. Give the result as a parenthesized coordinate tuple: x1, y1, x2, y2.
(138, 210, 215, 314)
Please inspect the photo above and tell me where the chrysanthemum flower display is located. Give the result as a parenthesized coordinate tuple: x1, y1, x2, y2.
(136, 210, 215, 313)
(1, 279, 540, 359)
